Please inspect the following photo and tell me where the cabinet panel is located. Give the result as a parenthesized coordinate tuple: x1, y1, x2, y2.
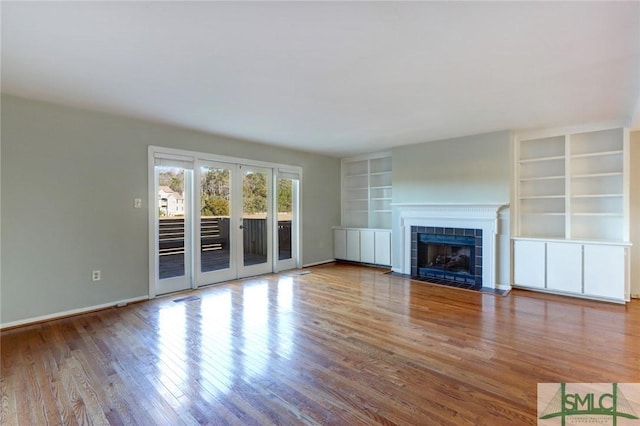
(584, 245, 625, 300)
(346, 230, 360, 262)
(514, 240, 546, 288)
(360, 230, 375, 264)
(374, 231, 391, 266)
(334, 229, 347, 260)
(547, 243, 582, 293)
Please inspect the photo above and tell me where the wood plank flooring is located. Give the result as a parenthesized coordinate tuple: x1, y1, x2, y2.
(2, 263, 639, 425)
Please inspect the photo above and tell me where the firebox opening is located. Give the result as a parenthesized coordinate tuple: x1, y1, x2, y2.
(416, 233, 477, 285)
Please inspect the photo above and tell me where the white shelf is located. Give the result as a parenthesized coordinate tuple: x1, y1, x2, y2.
(571, 194, 623, 198)
(515, 127, 629, 243)
(571, 150, 623, 159)
(519, 155, 565, 164)
(342, 152, 392, 229)
(520, 195, 565, 200)
(572, 172, 623, 179)
(520, 175, 564, 182)
(571, 212, 623, 217)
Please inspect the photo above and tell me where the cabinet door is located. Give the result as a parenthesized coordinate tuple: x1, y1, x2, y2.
(547, 242, 582, 294)
(513, 240, 546, 288)
(346, 230, 360, 262)
(334, 229, 347, 260)
(360, 230, 375, 264)
(374, 231, 391, 266)
(584, 245, 625, 300)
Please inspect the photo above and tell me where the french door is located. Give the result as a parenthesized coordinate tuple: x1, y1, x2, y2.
(150, 148, 300, 297)
(195, 162, 273, 286)
(154, 160, 193, 295)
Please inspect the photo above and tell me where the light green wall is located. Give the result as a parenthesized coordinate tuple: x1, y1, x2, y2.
(0, 95, 340, 325)
(392, 130, 511, 204)
(630, 131, 640, 298)
(390, 131, 512, 277)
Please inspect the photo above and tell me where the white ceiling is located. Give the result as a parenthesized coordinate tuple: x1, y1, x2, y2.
(2, 1, 639, 157)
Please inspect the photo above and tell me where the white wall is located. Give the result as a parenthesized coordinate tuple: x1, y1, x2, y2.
(0, 95, 341, 325)
(390, 131, 512, 286)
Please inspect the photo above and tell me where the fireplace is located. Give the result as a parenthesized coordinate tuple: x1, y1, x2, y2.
(394, 203, 509, 290)
(411, 227, 482, 289)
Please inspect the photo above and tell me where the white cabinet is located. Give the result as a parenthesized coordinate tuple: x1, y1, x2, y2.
(513, 238, 629, 302)
(346, 230, 361, 262)
(547, 242, 583, 294)
(513, 127, 631, 303)
(334, 228, 391, 267)
(374, 231, 391, 266)
(360, 230, 375, 264)
(513, 240, 546, 288)
(338, 152, 392, 268)
(584, 245, 626, 300)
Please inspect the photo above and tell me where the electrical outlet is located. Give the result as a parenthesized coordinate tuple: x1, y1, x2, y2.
(92, 270, 101, 281)
(134, 198, 142, 208)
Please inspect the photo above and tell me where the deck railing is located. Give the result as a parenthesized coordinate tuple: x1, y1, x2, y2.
(158, 217, 291, 257)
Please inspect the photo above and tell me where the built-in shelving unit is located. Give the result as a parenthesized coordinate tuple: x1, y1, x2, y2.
(569, 129, 625, 241)
(512, 127, 631, 303)
(337, 152, 392, 267)
(515, 128, 628, 241)
(342, 152, 392, 229)
(517, 135, 566, 238)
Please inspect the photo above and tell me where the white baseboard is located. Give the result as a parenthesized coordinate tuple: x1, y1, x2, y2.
(0, 295, 149, 330)
(496, 283, 513, 291)
(302, 259, 335, 268)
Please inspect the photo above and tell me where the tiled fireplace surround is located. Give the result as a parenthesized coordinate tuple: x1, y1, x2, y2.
(410, 226, 484, 290)
(395, 204, 507, 290)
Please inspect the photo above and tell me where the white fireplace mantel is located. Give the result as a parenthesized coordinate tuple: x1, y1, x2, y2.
(393, 203, 508, 289)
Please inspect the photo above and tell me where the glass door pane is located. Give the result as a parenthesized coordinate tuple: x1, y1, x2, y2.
(240, 166, 272, 276)
(155, 163, 192, 296)
(278, 177, 293, 261)
(200, 165, 231, 273)
(277, 172, 299, 271)
(158, 166, 186, 279)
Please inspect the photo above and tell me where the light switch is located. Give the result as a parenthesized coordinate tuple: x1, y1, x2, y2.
(134, 198, 142, 208)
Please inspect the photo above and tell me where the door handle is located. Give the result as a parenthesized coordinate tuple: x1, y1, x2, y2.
(239, 225, 244, 230)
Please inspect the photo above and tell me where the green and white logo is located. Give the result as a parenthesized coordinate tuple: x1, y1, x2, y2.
(538, 383, 640, 425)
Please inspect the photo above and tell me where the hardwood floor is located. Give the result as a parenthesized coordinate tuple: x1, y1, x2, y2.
(2, 263, 639, 425)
